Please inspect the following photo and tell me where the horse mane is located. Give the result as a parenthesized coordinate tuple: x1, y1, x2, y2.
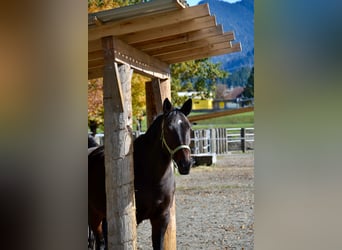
(89, 145, 104, 159)
(88, 135, 99, 148)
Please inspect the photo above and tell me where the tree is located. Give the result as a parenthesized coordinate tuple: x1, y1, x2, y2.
(224, 66, 252, 88)
(88, 0, 143, 12)
(215, 83, 228, 99)
(131, 74, 149, 130)
(243, 67, 254, 98)
(170, 59, 228, 105)
(88, 79, 104, 135)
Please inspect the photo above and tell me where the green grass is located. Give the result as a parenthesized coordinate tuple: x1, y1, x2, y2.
(94, 110, 254, 133)
(190, 111, 254, 129)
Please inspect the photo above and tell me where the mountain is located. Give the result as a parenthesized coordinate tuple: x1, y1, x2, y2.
(198, 0, 254, 73)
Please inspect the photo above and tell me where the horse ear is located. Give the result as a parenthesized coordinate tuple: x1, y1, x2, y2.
(180, 99, 192, 116)
(163, 98, 173, 114)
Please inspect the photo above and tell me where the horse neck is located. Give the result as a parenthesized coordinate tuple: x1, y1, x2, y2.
(143, 116, 173, 181)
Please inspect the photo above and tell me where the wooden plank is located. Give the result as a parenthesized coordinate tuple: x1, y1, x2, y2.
(112, 37, 170, 79)
(165, 42, 241, 64)
(89, 4, 210, 41)
(102, 36, 137, 249)
(89, 39, 102, 53)
(88, 67, 103, 80)
(89, 37, 170, 79)
(145, 81, 155, 128)
(89, 50, 103, 61)
(188, 106, 253, 123)
(163, 195, 177, 250)
(151, 78, 163, 115)
(119, 15, 216, 45)
(88, 58, 104, 69)
(102, 37, 124, 112)
(160, 78, 171, 101)
(158, 40, 232, 62)
(145, 77, 171, 128)
(135, 25, 224, 52)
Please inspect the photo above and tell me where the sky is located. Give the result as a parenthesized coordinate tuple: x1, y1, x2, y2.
(186, 0, 241, 6)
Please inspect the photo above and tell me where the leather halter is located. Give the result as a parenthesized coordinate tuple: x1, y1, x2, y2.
(161, 119, 191, 157)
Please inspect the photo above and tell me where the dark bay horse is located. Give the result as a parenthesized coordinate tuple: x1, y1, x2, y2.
(88, 98, 193, 250)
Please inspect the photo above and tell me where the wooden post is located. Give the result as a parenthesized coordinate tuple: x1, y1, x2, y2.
(102, 36, 137, 250)
(160, 78, 176, 250)
(145, 81, 157, 128)
(145, 77, 175, 249)
(240, 128, 246, 153)
(163, 197, 177, 250)
(223, 128, 227, 154)
(190, 130, 195, 154)
(145, 78, 170, 127)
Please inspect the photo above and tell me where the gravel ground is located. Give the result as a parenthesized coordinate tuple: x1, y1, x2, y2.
(137, 152, 254, 249)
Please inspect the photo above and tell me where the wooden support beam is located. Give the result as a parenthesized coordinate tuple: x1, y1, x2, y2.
(89, 37, 170, 80)
(151, 78, 163, 115)
(102, 37, 124, 112)
(113, 37, 170, 79)
(145, 81, 156, 128)
(145, 78, 171, 127)
(102, 36, 137, 250)
(145, 78, 175, 249)
(188, 106, 254, 123)
(164, 192, 177, 250)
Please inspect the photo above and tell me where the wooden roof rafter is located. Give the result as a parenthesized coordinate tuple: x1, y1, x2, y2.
(148, 32, 235, 57)
(166, 43, 242, 64)
(134, 25, 226, 52)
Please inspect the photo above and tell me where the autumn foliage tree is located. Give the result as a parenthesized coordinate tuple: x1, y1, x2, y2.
(88, 0, 145, 133)
(88, 79, 103, 135)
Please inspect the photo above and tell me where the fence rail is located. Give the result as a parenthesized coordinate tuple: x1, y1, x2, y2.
(191, 127, 254, 155)
(92, 127, 254, 155)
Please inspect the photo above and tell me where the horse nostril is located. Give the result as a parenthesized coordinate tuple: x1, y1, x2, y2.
(176, 159, 192, 175)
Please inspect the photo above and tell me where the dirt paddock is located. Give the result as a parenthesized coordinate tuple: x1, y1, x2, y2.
(137, 152, 254, 249)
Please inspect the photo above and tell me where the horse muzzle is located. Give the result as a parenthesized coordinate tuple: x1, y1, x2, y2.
(175, 158, 193, 175)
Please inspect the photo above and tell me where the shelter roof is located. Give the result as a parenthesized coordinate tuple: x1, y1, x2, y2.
(88, 0, 241, 79)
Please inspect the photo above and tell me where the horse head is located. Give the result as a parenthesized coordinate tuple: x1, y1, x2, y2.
(161, 98, 193, 175)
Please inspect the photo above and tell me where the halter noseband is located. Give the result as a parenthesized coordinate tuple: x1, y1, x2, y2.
(161, 119, 191, 157)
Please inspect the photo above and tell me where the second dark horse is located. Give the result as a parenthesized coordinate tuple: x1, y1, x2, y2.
(88, 98, 193, 250)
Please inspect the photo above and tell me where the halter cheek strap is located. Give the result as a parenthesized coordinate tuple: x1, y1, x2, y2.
(162, 137, 191, 156)
(161, 120, 191, 157)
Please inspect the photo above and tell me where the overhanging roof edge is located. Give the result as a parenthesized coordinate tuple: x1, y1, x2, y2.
(88, 0, 187, 26)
